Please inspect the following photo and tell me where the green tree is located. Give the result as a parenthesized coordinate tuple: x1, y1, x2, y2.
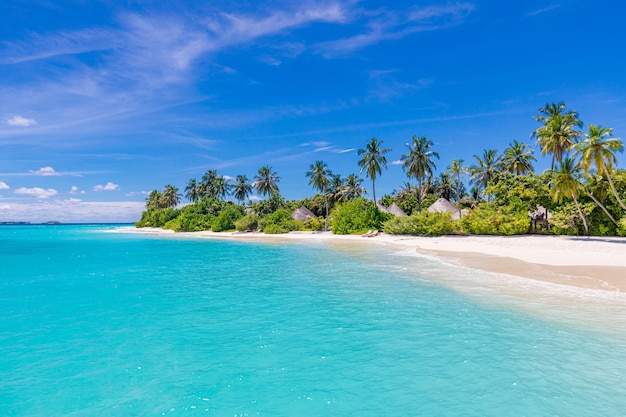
(550, 157, 589, 235)
(212, 176, 230, 201)
(306, 160, 332, 230)
(200, 169, 220, 199)
(342, 174, 366, 201)
(502, 140, 536, 175)
(434, 172, 454, 201)
(470, 149, 502, 199)
(533, 102, 583, 170)
(184, 178, 201, 202)
(447, 159, 467, 205)
(145, 189, 163, 209)
(161, 184, 181, 208)
(357, 137, 391, 204)
(233, 174, 252, 205)
(401, 135, 440, 213)
(574, 125, 626, 211)
(254, 165, 280, 198)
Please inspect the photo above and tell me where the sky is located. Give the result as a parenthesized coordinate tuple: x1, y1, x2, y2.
(1, 0, 625, 223)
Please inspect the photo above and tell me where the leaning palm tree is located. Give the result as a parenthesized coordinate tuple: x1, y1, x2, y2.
(470, 149, 502, 199)
(502, 140, 536, 175)
(585, 174, 618, 225)
(306, 160, 332, 230)
(533, 102, 583, 170)
(342, 174, 366, 201)
(232, 175, 252, 205)
(357, 137, 391, 204)
(401, 135, 439, 213)
(550, 157, 589, 235)
(447, 159, 467, 205)
(161, 184, 181, 208)
(184, 178, 201, 202)
(574, 125, 626, 211)
(254, 165, 280, 198)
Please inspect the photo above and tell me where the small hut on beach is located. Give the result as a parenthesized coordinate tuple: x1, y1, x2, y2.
(291, 206, 317, 222)
(427, 197, 461, 221)
(376, 202, 407, 216)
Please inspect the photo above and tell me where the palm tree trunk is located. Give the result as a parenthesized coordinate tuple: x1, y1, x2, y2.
(324, 196, 329, 231)
(587, 192, 617, 225)
(372, 179, 377, 205)
(573, 196, 589, 236)
(417, 178, 422, 213)
(606, 173, 626, 211)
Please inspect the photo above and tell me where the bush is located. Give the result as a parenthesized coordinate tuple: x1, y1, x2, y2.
(259, 208, 303, 234)
(460, 203, 528, 235)
(383, 212, 457, 236)
(234, 214, 259, 232)
(135, 208, 181, 228)
(211, 204, 245, 232)
(331, 198, 393, 235)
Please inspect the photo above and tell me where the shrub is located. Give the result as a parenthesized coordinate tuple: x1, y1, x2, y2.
(331, 198, 393, 235)
(460, 203, 528, 235)
(259, 208, 303, 234)
(135, 208, 181, 228)
(383, 212, 457, 236)
(211, 204, 245, 232)
(234, 214, 259, 232)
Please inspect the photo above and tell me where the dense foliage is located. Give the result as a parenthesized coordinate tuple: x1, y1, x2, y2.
(331, 198, 393, 234)
(383, 212, 456, 236)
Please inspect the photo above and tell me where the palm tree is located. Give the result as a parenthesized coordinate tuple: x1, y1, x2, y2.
(586, 174, 618, 225)
(502, 140, 536, 175)
(357, 137, 391, 204)
(342, 174, 366, 201)
(328, 173, 345, 204)
(574, 125, 626, 211)
(434, 172, 454, 201)
(146, 189, 163, 209)
(200, 169, 219, 199)
(447, 159, 467, 206)
(533, 102, 583, 170)
(401, 135, 440, 213)
(254, 165, 280, 198)
(306, 160, 332, 230)
(161, 184, 181, 208)
(550, 157, 589, 235)
(470, 149, 502, 199)
(213, 176, 230, 200)
(233, 175, 252, 205)
(185, 178, 201, 202)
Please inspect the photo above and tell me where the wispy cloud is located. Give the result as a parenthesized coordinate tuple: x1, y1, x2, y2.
(368, 69, 433, 102)
(527, 4, 561, 17)
(70, 185, 86, 195)
(29, 166, 61, 176)
(316, 2, 474, 55)
(94, 182, 120, 191)
(6, 115, 37, 127)
(0, 199, 144, 223)
(14, 187, 58, 199)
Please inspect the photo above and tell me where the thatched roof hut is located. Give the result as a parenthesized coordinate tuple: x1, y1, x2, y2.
(387, 202, 407, 217)
(376, 203, 390, 213)
(291, 206, 317, 222)
(427, 197, 461, 221)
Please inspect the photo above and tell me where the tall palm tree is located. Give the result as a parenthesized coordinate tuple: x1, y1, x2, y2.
(585, 174, 618, 225)
(434, 172, 454, 201)
(342, 174, 366, 201)
(470, 149, 502, 198)
(502, 140, 536, 175)
(213, 176, 230, 200)
(533, 102, 583, 170)
(550, 157, 589, 235)
(233, 175, 252, 205)
(185, 178, 200, 202)
(574, 125, 626, 211)
(401, 135, 440, 213)
(146, 189, 163, 209)
(328, 173, 345, 204)
(200, 169, 219, 199)
(447, 159, 467, 205)
(306, 160, 332, 230)
(161, 184, 181, 208)
(254, 165, 280, 198)
(357, 137, 391, 204)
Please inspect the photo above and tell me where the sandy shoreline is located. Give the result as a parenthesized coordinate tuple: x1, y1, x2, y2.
(123, 227, 626, 293)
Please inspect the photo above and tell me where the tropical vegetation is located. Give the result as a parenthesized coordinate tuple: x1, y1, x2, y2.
(136, 102, 626, 237)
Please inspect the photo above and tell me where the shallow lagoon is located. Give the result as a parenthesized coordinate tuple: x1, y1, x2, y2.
(1, 225, 625, 416)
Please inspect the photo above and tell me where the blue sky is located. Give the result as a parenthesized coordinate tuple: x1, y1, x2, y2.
(1, 0, 625, 222)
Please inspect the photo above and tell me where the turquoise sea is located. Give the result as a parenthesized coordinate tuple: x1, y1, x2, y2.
(1, 225, 626, 416)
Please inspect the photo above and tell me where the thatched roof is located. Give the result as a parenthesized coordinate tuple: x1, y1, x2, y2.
(387, 202, 407, 217)
(291, 206, 317, 222)
(428, 197, 461, 221)
(376, 203, 390, 213)
(528, 205, 553, 220)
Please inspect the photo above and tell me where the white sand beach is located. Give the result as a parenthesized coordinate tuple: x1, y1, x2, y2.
(125, 227, 626, 292)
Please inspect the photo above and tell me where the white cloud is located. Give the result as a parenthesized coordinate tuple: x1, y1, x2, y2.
(0, 204, 11, 210)
(70, 185, 86, 194)
(0, 181, 9, 190)
(391, 160, 404, 165)
(30, 166, 60, 176)
(14, 187, 58, 199)
(7, 115, 37, 127)
(94, 182, 120, 191)
(249, 195, 261, 201)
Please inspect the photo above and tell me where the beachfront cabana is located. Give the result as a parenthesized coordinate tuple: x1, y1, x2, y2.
(387, 202, 407, 217)
(427, 197, 461, 221)
(291, 206, 317, 222)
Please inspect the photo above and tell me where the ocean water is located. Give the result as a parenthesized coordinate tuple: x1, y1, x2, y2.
(1, 225, 625, 416)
